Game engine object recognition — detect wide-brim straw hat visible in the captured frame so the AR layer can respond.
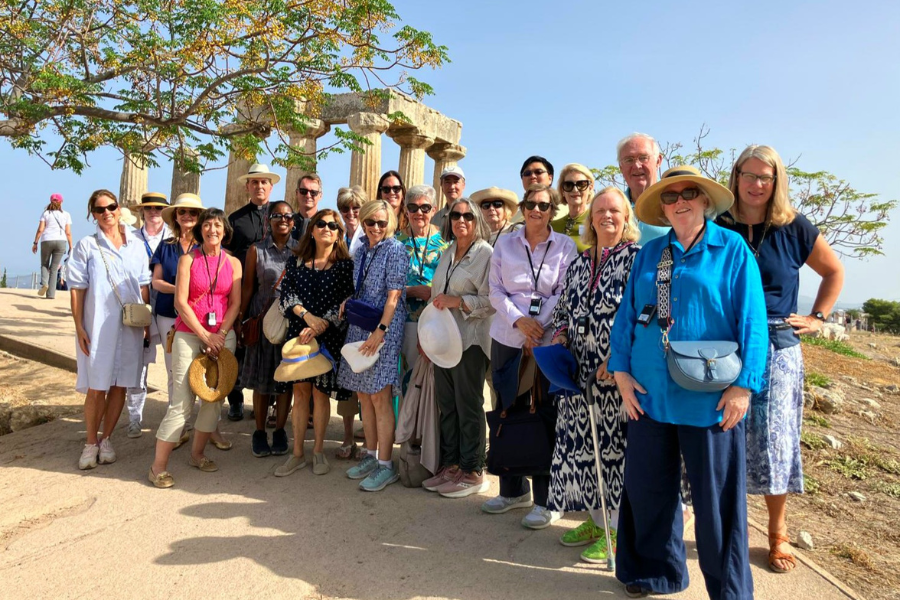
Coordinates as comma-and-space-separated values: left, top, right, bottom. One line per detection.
417, 303, 463, 368
470, 187, 519, 215
634, 165, 734, 227
161, 193, 205, 227
274, 338, 334, 382
119, 207, 138, 226
188, 347, 238, 402
237, 163, 281, 185
139, 192, 169, 209
341, 340, 384, 373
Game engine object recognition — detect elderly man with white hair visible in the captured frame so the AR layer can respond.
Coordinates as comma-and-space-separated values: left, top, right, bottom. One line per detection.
617, 133, 670, 243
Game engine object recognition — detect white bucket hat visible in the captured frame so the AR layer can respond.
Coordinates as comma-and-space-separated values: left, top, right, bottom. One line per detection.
120, 206, 138, 226
418, 303, 463, 368
341, 341, 384, 373
238, 163, 281, 185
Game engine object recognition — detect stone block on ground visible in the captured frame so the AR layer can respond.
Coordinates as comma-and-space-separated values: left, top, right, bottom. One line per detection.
797, 530, 815, 550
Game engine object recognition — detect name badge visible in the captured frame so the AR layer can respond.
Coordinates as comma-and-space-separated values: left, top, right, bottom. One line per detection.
529, 297, 543, 316
207, 311, 217, 327
576, 315, 588, 335
637, 304, 657, 327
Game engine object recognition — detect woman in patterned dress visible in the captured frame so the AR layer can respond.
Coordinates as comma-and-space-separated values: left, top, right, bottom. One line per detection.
337, 200, 408, 492
548, 187, 641, 563
717, 145, 844, 573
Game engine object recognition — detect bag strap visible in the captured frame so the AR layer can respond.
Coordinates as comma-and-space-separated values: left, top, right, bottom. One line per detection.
258, 268, 287, 316
353, 245, 380, 299
94, 235, 127, 309
656, 244, 675, 350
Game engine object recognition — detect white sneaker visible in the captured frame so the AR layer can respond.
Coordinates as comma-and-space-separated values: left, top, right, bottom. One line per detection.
98, 438, 117, 464
521, 505, 562, 530
79, 444, 99, 470
126, 422, 142, 438
480, 493, 533, 514
37, 285, 48, 297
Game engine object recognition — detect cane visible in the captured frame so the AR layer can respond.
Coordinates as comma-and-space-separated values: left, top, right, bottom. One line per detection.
585, 377, 615, 571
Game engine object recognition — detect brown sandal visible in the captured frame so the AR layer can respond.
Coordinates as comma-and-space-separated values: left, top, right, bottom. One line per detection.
768, 533, 797, 573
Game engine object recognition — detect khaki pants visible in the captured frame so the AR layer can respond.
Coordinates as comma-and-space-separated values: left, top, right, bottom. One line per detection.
336, 393, 359, 418
155, 330, 236, 443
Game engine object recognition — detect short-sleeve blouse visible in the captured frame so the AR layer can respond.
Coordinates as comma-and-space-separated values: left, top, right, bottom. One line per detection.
150, 239, 197, 318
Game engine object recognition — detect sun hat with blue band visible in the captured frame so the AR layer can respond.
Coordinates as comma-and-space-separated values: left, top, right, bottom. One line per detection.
274, 338, 334, 382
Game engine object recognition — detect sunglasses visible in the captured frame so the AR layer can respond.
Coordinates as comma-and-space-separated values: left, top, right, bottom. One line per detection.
522, 168, 547, 178
339, 205, 360, 214
523, 200, 551, 212
364, 219, 389, 229
91, 203, 118, 214
562, 180, 591, 192
142, 206, 163, 212
480, 200, 505, 210
297, 188, 320, 197
177, 208, 201, 216
407, 203, 432, 214
269, 213, 294, 221
314, 220, 340, 231
380, 185, 403, 195
660, 188, 703, 205
449, 211, 475, 222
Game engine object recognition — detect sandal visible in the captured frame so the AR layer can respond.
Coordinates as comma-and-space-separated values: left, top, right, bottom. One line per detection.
335, 442, 359, 460
768, 533, 797, 573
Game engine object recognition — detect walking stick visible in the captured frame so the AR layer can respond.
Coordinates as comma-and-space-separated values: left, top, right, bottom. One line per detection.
585, 377, 615, 571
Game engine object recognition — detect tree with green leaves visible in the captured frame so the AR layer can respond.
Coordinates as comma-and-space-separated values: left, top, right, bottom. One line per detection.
0, 0, 448, 173
594, 126, 896, 258
0, 268, 6, 288
861, 299, 900, 332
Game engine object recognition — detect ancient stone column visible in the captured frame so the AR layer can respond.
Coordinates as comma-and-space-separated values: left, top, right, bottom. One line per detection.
283, 119, 330, 206
348, 112, 390, 200
427, 143, 467, 209
224, 152, 253, 215
388, 128, 434, 190
119, 152, 148, 209
170, 147, 201, 199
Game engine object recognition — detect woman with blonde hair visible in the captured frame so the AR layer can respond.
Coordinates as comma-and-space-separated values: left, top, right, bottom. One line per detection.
552, 163, 595, 252
718, 145, 844, 574
337, 185, 368, 256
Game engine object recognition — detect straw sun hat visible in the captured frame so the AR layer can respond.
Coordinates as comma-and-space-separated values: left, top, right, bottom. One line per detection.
161, 193, 205, 227
189, 347, 239, 402
274, 338, 334, 382
634, 165, 734, 227
470, 187, 519, 215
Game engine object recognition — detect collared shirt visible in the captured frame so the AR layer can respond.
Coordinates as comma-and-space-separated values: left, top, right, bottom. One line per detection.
608, 220, 768, 427
625, 187, 669, 244
489, 227, 577, 348
226, 202, 269, 265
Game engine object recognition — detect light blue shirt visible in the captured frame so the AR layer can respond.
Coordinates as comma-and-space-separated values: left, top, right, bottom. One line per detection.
608, 220, 768, 427
626, 187, 669, 244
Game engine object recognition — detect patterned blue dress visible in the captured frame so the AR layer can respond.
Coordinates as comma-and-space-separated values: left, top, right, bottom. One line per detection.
337, 236, 408, 395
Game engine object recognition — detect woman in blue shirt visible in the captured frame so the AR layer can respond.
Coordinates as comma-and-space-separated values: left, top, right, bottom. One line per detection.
609, 166, 767, 600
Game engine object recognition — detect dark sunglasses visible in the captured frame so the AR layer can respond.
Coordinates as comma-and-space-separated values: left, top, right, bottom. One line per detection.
364, 219, 389, 228
523, 200, 551, 212
379, 185, 403, 195
177, 208, 200, 216
91, 203, 118, 214
297, 188, 320, 197
562, 180, 591, 192
449, 211, 475, 222
406, 203, 432, 214
660, 188, 702, 205
339, 205, 360, 213
314, 220, 340, 231
522, 168, 546, 178
269, 213, 294, 221
480, 200, 505, 210
142, 206, 163, 212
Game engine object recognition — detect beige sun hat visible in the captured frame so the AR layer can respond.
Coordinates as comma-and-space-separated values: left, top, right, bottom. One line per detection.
634, 165, 734, 227
237, 163, 281, 185
470, 187, 519, 214
161, 193, 205, 227
417, 303, 463, 368
139, 192, 169, 209
188, 347, 238, 402
119, 207, 138, 226
274, 338, 334, 382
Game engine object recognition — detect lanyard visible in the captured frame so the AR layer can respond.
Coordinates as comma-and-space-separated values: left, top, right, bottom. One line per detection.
138, 227, 154, 259
489, 222, 509, 248
443, 241, 474, 294
524, 240, 552, 296
201, 247, 223, 301
409, 229, 432, 279
670, 220, 706, 257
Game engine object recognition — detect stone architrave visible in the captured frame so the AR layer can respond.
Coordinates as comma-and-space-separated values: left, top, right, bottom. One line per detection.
348, 112, 390, 200
388, 129, 434, 190
283, 119, 330, 206
119, 152, 148, 209
427, 142, 467, 209
224, 153, 254, 215
170, 147, 201, 199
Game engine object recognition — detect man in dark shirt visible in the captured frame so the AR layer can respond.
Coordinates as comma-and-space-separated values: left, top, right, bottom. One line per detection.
290, 172, 323, 241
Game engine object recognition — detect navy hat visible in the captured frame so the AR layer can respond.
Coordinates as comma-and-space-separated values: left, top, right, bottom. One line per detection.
532, 345, 580, 394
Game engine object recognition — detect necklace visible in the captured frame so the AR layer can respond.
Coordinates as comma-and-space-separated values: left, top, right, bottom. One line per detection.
746, 221, 771, 259
564, 216, 576, 234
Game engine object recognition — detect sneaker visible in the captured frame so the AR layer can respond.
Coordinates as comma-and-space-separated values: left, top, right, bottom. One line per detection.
438, 470, 490, 498
580, 529, 617, 564
251, 430, 271, 458
271, 428, 289, 455
346, 453, 378, 480
78, 444, 99, 470
227, 395, 244, 421
359, 463, 400, 492
126, 422, 142, 439
37, 285, 48, 297
98, 438, 117, 464
481, 493, 533, 514
422, 465, 457, 492
521, 505, 562, 530
560, 516, 604, 547
624, 584, 649, 598
274, 454, 307, 477
312, 452, 330, 475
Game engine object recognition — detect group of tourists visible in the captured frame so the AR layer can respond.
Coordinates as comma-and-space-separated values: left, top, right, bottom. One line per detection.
55, 132, 845, 600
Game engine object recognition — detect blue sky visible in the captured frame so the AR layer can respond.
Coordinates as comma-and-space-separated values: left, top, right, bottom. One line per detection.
4, 0, 899, 305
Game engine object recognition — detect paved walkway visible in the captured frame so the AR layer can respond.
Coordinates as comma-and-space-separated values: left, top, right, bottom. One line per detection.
0, 289, 860, 599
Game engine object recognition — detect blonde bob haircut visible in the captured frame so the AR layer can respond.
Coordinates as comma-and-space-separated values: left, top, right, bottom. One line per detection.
522, 184, 562, 219
727, 145, 795, 227
336, 185, 368, 211
556, 163, 595, 197
581, 187, 641, 248
358, 199, 397, 238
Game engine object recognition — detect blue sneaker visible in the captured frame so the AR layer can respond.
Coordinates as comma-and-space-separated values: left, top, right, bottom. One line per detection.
359, 463, 400, 492
346, 453, 377, 480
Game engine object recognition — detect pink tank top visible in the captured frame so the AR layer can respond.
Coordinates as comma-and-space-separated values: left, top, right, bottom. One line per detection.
175, 249, 234, 333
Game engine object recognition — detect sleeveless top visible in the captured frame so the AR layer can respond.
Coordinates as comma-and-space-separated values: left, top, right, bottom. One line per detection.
175, 248, 234, 333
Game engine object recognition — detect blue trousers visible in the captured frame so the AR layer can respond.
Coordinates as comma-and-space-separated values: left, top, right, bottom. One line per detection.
616, 416, 753, 600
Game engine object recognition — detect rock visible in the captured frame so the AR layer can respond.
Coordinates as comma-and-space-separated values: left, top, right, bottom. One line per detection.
797, 531, 815, 550
820, 323, 848, 341
882, 384, 900, 395
811, 386, 844, 414
848, 491, 866, 502
8, 405, 56, 432
891, 357, 900, 367
841, 375, 857, 384
822, 435, 844, 450
803, 391, 815, 409
857, 410, 878, 422
868, 342, 878, 349
0, 402, 11, 435
861, 398, 882, 410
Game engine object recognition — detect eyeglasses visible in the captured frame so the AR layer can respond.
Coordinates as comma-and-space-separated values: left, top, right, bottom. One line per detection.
406, 203, 432, 214
142, 206, 163, 212
620, 154, 653, 167
297, 188, 320, 197
523, 200, 551, 212
269, 213, 294, 221
177, 208, 200, 217
364, 219, 389, 229
660, 188, 703, 205
379, 185, 403, 195
449, 211, 476, 222
314, 220, 340, 231
480, 200, 505, 210
562, 180, 591, 192
91, 203, 118, 214
339, 205, 360, 214
522, 168, 546, 178
739, 171, 776, 185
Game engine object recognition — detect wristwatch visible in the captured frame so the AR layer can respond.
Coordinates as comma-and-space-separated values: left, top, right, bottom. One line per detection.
377, 323, 388, 332
812, 311, 826, 321
299, 308, 308, 319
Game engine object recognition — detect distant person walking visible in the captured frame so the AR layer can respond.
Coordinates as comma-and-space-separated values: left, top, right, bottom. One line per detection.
32, 193, 73, 299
